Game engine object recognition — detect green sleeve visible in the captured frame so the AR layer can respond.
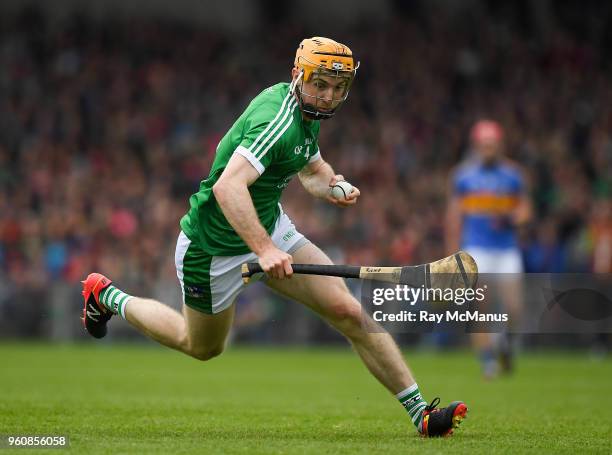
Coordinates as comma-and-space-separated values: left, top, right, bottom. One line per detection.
235, 99, 296, 174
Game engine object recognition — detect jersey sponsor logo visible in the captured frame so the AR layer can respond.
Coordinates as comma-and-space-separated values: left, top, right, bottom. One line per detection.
293, 145, 311, 160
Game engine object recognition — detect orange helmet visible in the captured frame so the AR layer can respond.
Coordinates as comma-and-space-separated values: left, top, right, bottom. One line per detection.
293, 37, 359, 120
295, 37, 357, 81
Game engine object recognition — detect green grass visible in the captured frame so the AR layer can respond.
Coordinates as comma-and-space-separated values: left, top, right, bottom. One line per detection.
0, 343, 611, 454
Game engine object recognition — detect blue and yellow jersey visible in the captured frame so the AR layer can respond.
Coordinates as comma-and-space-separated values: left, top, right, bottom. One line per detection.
452, 158, 524, 249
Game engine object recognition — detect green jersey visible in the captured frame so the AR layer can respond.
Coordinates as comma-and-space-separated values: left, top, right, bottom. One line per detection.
180, 82, 321, 256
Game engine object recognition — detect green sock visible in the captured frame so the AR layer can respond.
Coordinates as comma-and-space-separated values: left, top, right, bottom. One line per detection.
397, 383, 427, 432
99, 285, 132, 319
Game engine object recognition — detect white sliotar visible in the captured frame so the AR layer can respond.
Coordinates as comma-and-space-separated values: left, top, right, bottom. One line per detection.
330, 181, 353, 199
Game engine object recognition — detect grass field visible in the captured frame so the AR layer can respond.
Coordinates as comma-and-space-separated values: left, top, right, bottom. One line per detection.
1, 343, 611, 454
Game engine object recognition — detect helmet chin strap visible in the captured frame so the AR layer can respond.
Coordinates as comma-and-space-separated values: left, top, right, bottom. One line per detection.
301, 104, 336, 120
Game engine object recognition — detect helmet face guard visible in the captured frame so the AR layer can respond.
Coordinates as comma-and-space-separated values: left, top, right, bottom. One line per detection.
293, 37, 359, 120
293, 64, 359, 120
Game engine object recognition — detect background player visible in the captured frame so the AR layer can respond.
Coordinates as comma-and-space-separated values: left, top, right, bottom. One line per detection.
446, 120, 533, 379
81, 37, 468, 437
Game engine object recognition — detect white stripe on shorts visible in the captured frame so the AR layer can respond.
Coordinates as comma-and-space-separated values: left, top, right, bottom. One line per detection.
175, 231, 192, 304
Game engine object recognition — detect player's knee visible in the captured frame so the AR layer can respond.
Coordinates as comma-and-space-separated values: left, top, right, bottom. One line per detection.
330, 302, 360, 321
187, 343, 225, 361
328, 299, 362, 333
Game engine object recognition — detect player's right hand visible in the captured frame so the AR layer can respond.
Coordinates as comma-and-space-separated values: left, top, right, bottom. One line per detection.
258, 247, 293, 279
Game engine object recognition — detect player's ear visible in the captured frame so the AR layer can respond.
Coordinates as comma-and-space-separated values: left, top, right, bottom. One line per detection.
291, 67, 299, 80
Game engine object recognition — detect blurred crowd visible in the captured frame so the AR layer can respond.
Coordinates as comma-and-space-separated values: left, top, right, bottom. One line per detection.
0, 2, 611, 322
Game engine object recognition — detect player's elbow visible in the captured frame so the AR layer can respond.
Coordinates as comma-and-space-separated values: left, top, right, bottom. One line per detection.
213, 178, 248, 203
213, 180, 234, 207
212, 180, 226, 199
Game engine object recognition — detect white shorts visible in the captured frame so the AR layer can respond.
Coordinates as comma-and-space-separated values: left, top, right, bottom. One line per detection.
175, 209, 309, 314
464, 247, 523, 274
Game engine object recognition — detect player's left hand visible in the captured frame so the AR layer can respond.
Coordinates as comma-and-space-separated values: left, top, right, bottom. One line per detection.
326, 174, 360, 207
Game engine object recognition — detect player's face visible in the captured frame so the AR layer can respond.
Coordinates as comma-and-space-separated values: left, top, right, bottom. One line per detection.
293, 69, 351, 114
302, 75, 349, 111
475, 139, 502, 163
